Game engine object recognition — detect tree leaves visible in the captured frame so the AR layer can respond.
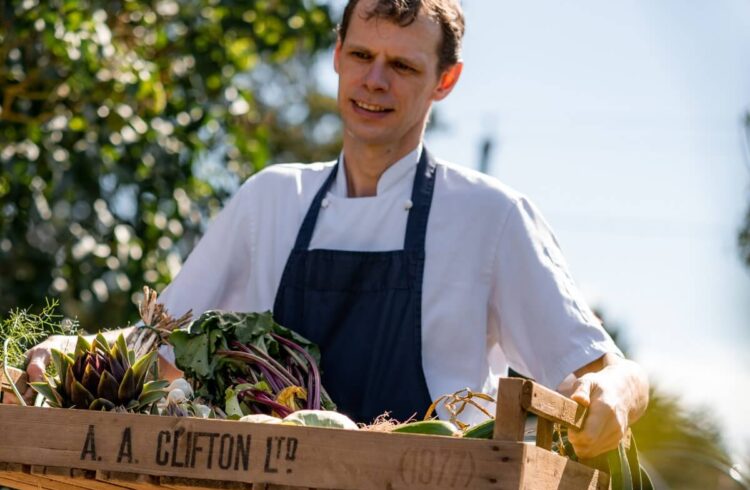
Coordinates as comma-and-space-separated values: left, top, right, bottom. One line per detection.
1, 0, 342, 328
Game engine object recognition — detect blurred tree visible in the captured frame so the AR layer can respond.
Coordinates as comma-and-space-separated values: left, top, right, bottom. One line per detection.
0, 0, 342, 328
594, 308, 746, 489
632, 390, 748, 489
739, 111, 750, 270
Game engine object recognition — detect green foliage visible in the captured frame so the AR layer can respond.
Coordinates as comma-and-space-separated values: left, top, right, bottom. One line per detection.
596, 308, 742, 488
0, 298, 79, 368
0, 0, 341, 328
630, 388, 743, 489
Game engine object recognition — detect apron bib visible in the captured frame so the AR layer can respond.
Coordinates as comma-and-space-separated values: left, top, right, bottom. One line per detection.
273, 149, 437, 424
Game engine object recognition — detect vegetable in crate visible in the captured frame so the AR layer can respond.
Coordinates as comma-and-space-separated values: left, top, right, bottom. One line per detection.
129, 286, 193, 359
2, 299, 80, 403
462, 418, 495, 439
169, 311, 335, 418
283, 409, 358, 430
30, 333, 168, 412
1, 299, 78, 370
391, 420, 459, 436
161, 378, 218, 419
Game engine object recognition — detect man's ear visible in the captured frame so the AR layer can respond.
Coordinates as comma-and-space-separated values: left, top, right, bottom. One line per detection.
432, 61, 463, 101
333, 38, 343, 74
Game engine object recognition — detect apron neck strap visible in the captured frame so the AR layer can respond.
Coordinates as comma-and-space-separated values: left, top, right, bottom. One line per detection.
293, 160, 339, 251
404, 148, 436, 251
293, 148, 437, 252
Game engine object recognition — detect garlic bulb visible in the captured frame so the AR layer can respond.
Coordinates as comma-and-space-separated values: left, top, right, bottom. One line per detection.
167, 388, 187, 404
167, 378, 193, 398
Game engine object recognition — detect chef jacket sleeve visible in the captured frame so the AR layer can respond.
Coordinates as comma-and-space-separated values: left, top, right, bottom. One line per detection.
489, 196, 621, 390
157, 178, 256, 320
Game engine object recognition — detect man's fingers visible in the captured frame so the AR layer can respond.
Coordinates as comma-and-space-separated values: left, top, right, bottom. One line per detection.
22, 385, 36, 404
569, 424, 621, 459
568, 377, 628, 458
25, 351, 50, 383
567, 377, 606, 458
569, 377, 593, 407
569, 403, 605, 455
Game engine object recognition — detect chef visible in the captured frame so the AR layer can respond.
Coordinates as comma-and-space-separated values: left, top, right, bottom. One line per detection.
21, 0, 648, 459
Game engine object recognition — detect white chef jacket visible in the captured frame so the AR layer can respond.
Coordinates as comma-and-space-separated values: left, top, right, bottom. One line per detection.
159, 145, 620, 422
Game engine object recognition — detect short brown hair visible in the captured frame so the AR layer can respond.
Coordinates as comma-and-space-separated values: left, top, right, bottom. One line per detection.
337, 0, 465, 75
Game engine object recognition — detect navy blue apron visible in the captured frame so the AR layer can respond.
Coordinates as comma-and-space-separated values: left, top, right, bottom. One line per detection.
273, 149, 436, 424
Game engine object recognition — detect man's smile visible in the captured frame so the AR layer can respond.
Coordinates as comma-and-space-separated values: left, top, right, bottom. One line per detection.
352, 99, 394, 113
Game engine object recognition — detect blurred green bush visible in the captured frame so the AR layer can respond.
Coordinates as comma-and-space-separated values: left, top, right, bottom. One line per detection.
0, 0, 342, 327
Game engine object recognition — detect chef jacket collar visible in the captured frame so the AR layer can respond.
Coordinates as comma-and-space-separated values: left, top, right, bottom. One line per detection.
332, 144, 423, 197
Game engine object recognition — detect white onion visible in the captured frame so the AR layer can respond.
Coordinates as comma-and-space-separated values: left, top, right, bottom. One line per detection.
167, 388, 186, 404
167, 378, 193, 398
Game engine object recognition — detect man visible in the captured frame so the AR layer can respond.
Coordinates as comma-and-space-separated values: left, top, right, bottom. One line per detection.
20, 0, 648, 458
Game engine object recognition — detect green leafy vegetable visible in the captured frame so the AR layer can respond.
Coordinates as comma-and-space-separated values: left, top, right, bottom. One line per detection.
169, 310, 335, 418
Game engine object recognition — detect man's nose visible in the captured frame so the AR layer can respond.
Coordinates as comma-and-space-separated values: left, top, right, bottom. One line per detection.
363, 61, 389, 91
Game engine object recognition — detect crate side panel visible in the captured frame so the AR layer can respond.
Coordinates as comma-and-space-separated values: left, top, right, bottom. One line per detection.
521, 446, 608, 490
0, 405, 523, 490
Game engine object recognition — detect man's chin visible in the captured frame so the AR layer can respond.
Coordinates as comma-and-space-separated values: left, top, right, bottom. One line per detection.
344, 130, 395, 148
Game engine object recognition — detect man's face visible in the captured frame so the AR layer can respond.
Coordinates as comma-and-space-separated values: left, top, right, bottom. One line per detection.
334, 0, 461, 155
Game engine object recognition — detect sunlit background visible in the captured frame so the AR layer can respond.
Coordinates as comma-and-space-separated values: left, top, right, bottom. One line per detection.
421, 0, 750, 465
326, 0, 750, 471
2, 0, 749, 487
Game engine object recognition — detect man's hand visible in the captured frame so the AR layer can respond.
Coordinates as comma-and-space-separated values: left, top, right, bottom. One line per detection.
9, 335, 75, 405
559, 353, 649, 459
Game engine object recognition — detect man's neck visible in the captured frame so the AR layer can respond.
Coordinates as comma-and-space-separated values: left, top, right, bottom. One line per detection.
342, 141, 418, 198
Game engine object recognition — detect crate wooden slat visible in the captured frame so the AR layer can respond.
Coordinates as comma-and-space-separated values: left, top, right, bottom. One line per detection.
31, 466, 109, 490
0, 378, 608, 490
520, 381, 587, 429
0, 463, 40, 490
0, 463, 300, 490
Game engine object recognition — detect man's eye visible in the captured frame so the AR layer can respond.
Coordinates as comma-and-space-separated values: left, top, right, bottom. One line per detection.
394, 62, 415, 72
351, 51, 370, 60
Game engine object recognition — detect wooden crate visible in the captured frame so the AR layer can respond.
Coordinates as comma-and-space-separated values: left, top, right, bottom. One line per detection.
0, 366, 27, 405
0, 378, 608, 490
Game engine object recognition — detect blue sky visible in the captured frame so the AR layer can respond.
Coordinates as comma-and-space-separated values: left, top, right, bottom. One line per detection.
323, 0, 750, 458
